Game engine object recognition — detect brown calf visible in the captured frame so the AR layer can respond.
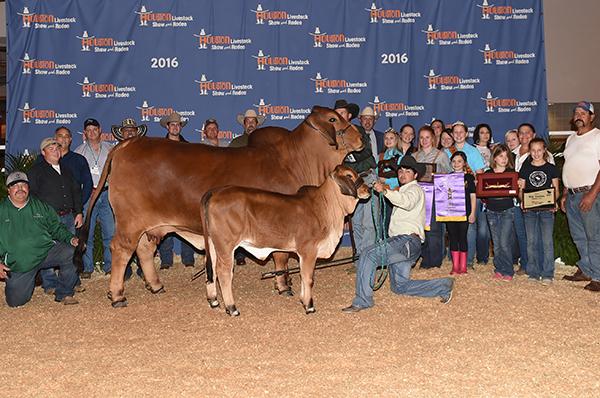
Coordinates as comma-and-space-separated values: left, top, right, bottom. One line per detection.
202, 165, 370, 316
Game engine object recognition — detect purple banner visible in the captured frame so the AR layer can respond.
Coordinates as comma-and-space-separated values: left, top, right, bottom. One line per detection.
419, 182, 434, 231
434, 173, 466, 222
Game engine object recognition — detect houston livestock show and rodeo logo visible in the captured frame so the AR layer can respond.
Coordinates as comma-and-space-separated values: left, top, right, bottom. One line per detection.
195, 74, 253, 97
18, 6, 76, 29
310, 73, 367, 95
251, 4, 308, 26
194, 29, 252, 51
309, 27, 366, 49
365, 2, 421, 24
76, 31, 135, 53
136, 101, 196, 124
252, 50, 309, 72
477, 0, 534, 20
135, 5, 193, 27
254, 98, 311, 122
480, 43, 536, 65
18, 102, 78, 125
424, 69, 480, 91
422, 24, 478, 46
481, 91, 538, 113
369, 96, 425, 118
77, 77, 136, 99
20, 52, 76, 76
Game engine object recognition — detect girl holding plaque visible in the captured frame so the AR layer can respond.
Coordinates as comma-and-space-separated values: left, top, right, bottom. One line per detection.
447, 152, 476, 275
485, 145, 517, 281
518, 138, 559, 284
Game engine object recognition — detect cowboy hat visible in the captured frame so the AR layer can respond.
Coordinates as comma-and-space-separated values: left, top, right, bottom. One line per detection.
111, 118, 148, 141
333, 99, 360, 120
159, 112, 188, 128
236, 109, 266, 126
399, 155, 426, 178
359, 106, 379, 120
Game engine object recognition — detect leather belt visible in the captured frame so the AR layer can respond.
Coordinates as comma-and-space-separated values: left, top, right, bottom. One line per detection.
568, 186, 591, 195
57, 209, 73, 216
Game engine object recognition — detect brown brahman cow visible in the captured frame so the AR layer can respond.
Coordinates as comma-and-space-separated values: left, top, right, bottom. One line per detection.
78, 106, 364, 307
202, 165, 370, 316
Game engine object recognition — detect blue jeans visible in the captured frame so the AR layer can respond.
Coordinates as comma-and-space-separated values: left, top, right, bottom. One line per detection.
487, 207, 515, 277
159, 236, 196, 266
83, 190, 114, 273
351, 235, 453, 308
524, 211, 555, 279
566, 192, 600, 281
476, 200, 490, 263
40, 213, 75, 291
351, 196, 378, 256
5, 242, 78, 307
513, 206, 528, 270
421, 200, 444, 268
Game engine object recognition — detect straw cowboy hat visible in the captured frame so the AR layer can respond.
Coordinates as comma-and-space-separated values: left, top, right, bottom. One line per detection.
236, 109, 266, 126
359, 106, 379, 120
159, 112, 188, 128
111, 118, 148, 141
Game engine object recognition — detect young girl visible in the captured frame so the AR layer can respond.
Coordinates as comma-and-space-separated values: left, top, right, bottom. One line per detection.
378, 128, 401, 190
518, 138, 559, 284
485, 144, 517, 281
379, 128, 399, 161
447, 151, 476, 274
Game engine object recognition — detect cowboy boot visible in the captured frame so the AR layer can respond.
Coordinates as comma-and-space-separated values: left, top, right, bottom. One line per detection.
450, 251, 460, 275
459, 251, 468, 274
563, 267, 592, 282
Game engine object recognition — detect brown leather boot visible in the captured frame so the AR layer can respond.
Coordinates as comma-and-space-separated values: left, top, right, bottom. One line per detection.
584, 281, 600, 292
563, 267, 592, 282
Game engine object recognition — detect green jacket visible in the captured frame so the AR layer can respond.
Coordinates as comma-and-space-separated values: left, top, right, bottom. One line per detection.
228, 133, 249, 148
0, 196, 74, 273
343, 124, 376, 173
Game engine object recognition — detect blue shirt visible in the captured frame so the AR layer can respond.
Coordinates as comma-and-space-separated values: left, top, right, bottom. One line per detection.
61, 151, 94, 204
444, 143, 485, 173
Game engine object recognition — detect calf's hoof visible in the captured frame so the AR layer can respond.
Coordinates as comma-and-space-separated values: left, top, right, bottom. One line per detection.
207, 298, 220, 308
225, 305, 240, 317
304, 306, 316, 314
111, 297, 128, 308
277, 287, 294, 297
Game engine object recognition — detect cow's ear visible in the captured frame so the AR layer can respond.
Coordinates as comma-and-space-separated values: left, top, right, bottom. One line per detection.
333, 173, 357, 197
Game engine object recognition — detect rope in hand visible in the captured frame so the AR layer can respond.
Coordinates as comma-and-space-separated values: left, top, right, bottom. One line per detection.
370, 189, 388, 291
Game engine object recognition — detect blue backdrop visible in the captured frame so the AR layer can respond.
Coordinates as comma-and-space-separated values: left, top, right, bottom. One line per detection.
7, 0, 547, 153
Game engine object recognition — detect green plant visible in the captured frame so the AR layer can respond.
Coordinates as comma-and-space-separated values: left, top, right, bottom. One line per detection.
549, 140, 579, 266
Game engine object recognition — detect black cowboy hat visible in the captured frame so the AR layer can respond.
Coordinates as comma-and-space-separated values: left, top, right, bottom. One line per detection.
398, 155, 426, 178
333, 99, 360, 120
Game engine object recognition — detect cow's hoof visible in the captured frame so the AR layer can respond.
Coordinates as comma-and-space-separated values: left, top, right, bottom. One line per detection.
207, 298, 220, 308
305, 306, 316, 315
277, 287, 294, 297
111, 298, 128, 308
225, 305, 240, 317
146, 284, 165, 294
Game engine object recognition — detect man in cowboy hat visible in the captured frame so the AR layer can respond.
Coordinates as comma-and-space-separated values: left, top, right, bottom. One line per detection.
334, 99, 377, 257
359, 106, 384, 161
111, 118, 148, 141
157, 112, 197, 269
343, 155, 454, 313
229, 109, 265, 148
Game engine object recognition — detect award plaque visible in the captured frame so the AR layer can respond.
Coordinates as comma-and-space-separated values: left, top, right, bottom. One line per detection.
476, 172, 519, 198
523, 188, 555, 210
418, 163, 437, 183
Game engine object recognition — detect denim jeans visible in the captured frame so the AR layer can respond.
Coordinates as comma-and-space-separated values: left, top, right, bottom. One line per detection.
487, 207, 515, 277
351, 234, 453, 308
512, 206, 528, 270
40, 213, 75, 291
421, 200, 444, 268
524, 211, 555, 279
566, 192, 600, 281
476, 200, 491, 263
351, 196, 378, 256
5, 242, 78, 307
158, 235, 196, 265
83, 190, 114, 273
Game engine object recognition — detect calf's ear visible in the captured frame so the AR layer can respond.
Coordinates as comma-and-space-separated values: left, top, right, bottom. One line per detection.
333, 174, 357, 197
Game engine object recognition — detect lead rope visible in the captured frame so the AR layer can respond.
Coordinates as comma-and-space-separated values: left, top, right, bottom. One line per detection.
370, 191, 388, 291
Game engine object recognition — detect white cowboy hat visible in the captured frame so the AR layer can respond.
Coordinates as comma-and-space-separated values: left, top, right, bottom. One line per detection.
236, 109, 265, 126
160, 112, 188, 128
359, 106, 379, 120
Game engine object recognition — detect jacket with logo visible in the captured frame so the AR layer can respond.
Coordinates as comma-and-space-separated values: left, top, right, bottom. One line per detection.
0, 196, 73, 273
343, 125, 376, 173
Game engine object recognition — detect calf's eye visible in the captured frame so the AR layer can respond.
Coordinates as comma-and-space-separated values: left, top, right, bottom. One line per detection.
329, 118, 336, 122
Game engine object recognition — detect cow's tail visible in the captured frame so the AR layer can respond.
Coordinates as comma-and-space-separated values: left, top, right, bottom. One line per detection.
73, 141, 124, 273
201, 190, 214, 283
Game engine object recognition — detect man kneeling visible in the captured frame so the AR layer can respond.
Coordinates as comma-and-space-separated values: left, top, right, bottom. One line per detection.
0, 172, 80, 307
343, 156, 454, 313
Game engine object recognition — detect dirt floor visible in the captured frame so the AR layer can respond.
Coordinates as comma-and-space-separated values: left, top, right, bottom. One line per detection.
1, 248, 599, 397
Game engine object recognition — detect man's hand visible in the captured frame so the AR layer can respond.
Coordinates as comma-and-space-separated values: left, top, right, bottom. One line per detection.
0, 263, 11, 279
74, 213, 83, 228
579, 191, 597, 212
70, 237, 79, 247
373, 181, 385, 193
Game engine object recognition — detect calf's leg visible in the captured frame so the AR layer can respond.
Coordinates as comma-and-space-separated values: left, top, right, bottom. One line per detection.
272, 252, 293, 296
298, 252, 317, 314
206, 240, 220, 308
216, 256, 239, 316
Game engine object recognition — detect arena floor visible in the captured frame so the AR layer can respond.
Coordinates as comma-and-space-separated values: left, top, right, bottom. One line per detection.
1, 248, 599, 397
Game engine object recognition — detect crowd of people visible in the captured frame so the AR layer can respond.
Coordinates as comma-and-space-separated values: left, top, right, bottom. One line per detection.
0, 99, 598, 311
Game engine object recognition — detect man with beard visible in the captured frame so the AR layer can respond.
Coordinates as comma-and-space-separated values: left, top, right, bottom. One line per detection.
560, 101, 600, 291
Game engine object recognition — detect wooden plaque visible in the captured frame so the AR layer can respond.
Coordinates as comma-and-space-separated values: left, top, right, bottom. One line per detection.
418, 163, 437, 183
523, 188, 555, 210
476, 172, 519, 198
